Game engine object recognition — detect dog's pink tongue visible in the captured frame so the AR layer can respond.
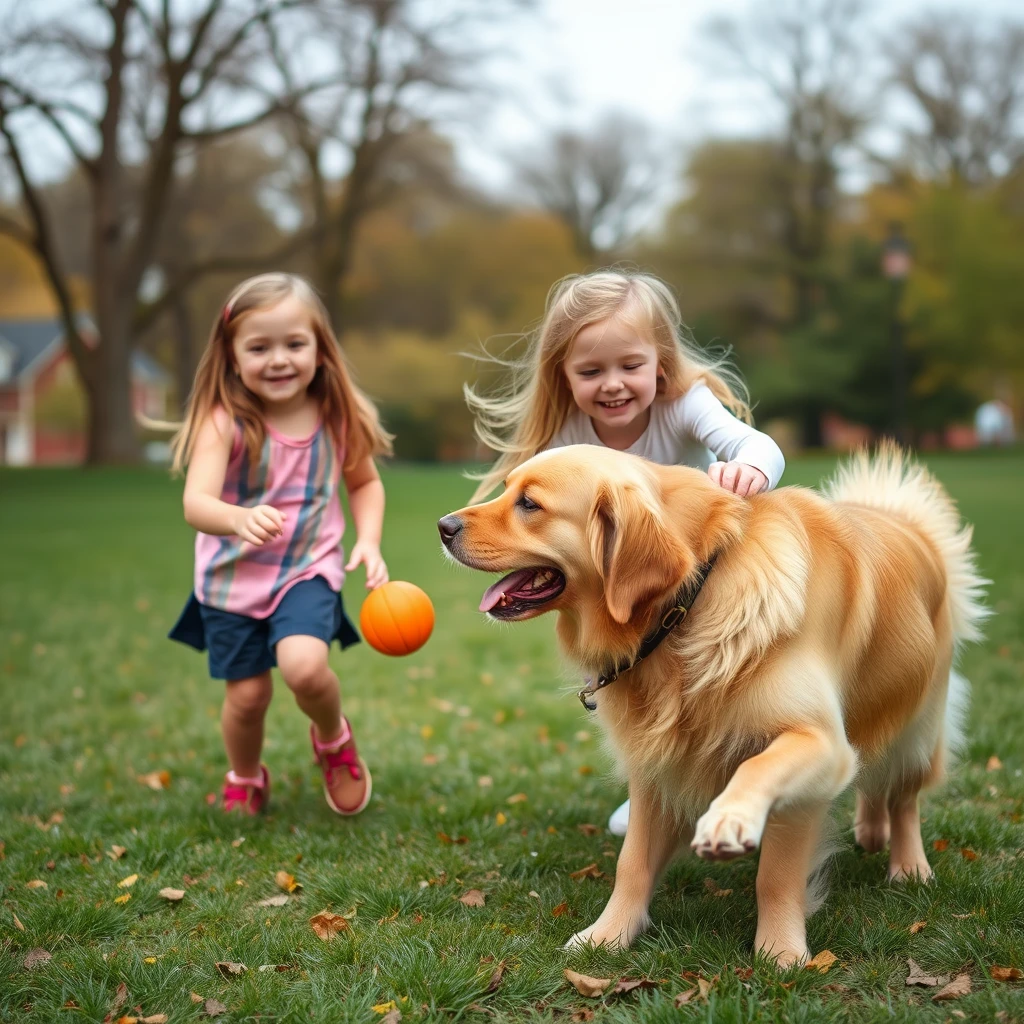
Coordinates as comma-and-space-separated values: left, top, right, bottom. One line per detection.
479, 569, 534, 612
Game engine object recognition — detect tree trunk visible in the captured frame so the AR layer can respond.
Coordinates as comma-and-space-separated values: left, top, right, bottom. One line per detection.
172, 293, 197, 412
86, 308, 138, 464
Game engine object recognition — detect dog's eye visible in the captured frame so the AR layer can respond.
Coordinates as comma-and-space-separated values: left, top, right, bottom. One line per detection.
517, 494, 541, 512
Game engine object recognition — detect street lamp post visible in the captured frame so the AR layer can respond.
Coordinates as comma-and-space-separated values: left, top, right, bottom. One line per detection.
882, 222, 912, 445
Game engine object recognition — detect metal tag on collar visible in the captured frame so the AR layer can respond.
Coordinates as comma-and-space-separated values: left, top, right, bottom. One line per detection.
661, 603, 687, 630
578, 678, 599, 711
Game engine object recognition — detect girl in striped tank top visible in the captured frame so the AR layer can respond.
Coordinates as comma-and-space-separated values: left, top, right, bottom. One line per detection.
169, 273, 392, 818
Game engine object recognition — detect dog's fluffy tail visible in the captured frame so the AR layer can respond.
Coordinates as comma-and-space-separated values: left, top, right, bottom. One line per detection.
824, 441, 989, 650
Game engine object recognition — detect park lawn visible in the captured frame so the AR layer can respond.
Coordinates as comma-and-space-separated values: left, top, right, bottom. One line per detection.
0, 452, 1022, 1024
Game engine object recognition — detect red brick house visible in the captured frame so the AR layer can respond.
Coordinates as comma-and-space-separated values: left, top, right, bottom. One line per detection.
0, 317, 170, 465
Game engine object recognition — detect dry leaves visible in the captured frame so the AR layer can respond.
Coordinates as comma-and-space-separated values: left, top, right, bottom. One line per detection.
372, 1001, 398, 1013
25, 879, 47, 890
933, 839, 949, 852
486, 959, 506, 992
437, 832, 469, 845
805, 950, 838, 973
309, 910, 349, 941
674, 976, 717, 1005
960, 848, 978, 861
107, 845, 127, 861
12, 912, 24, 931
203, 997, 227, 1017
215, 961, 247, 976
158, 888, 184, 902
114, 893, 131, 904
506, 793, 528, 804
380, 1010, 401, 1024
569, 863, 603, 881
909, 920, 927, 934
932, 974, 972, 1001
23, 948, 51, 970
577, 823, 601, 836
495, 812, 507, 826
703, 877, 733, 897
612, 978, 660, 995
551, 901, 570, 917
459, 889, 486, 908
564, 969, 611, 998
118, 873, 139, 889
274, 870, 301, 893
990, 966, 1023, 982
905, 958, 950, 988
258, 894, 290, 907
137, 770, 171, 790
987, 755, 1003, 771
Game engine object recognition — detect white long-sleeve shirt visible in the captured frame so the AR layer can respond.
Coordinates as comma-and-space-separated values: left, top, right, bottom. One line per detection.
546, 383, 785, 489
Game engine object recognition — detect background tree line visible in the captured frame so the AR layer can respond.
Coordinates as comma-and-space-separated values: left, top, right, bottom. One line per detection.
1, 0, 1022, 462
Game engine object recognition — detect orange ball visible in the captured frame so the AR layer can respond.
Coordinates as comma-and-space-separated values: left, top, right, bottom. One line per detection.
359, 581, 435, 656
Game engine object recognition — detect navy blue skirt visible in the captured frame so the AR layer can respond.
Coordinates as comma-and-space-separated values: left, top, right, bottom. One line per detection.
169, 575, 360, 680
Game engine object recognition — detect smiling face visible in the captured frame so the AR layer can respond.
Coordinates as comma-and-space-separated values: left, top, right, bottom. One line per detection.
231, 295, 320, 412
563, 316, 661, 449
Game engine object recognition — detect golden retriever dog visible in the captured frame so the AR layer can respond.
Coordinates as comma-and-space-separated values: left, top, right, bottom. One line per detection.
438, 443, 986, 966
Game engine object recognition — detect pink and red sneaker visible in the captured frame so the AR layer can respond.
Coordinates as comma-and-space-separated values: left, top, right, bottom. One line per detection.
222, 765, 270, 815
310, 717, 372, 816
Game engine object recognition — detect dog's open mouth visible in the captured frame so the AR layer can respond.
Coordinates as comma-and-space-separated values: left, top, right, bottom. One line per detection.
479, 567, 566, 619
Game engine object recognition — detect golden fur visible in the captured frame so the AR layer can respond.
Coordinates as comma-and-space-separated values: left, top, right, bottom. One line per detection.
439, 442, 987, 965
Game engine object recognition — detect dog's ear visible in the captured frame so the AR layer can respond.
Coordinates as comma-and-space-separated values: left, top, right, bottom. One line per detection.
587, 483, 692, 625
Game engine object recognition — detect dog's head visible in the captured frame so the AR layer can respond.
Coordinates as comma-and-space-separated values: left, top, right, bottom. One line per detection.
439, 446, 742, 639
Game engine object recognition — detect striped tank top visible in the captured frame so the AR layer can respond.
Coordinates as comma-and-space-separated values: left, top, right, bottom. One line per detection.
194, 419, 345, 618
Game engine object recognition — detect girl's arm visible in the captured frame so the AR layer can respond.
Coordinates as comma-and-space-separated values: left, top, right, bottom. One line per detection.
342, 455, 389, 589
182, 412, 284, 545
677, 384, 786, 495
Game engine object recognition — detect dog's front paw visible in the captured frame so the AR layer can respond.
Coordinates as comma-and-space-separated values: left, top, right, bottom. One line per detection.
692, 801, 764, 861
564, 912, 647, 951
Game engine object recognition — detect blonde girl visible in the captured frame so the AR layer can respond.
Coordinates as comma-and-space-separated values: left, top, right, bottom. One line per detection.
168, 273, 392, 818
466, 269, 785, 833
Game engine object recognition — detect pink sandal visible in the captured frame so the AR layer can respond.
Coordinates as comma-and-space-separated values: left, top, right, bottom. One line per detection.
222, 765, 270, 815
310, 717, 372, 816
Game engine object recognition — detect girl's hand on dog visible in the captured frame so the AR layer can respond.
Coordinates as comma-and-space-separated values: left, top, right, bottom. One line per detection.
708, 462, 768, 497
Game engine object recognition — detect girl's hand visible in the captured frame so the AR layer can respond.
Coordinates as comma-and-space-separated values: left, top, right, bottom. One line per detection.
234, 504, 286, 545
346, 539, 389, 589
708, 462, 768, 498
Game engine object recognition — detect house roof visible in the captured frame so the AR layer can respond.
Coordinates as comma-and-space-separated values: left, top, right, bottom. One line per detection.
0, 317, 171, 385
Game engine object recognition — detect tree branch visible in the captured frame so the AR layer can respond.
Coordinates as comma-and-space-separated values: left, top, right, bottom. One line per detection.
0, 79, 98, 177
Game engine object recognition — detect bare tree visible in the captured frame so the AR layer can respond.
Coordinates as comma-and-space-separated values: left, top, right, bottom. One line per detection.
515, 114, 656, 260
263, 0, 516, 331
703, 0, 870, 326
886, 13, 1024, 186
0, 1, 329, 463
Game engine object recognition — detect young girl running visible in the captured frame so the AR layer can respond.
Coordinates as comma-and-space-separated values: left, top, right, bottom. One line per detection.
168, 273, 392, 818
466, 269, 785, 835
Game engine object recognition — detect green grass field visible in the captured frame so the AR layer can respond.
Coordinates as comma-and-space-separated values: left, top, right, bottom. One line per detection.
1, 453, 1022, 1023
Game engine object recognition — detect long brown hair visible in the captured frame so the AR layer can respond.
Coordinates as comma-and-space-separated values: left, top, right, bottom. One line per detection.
170, 273, 393, 473
465, 269, 752, 501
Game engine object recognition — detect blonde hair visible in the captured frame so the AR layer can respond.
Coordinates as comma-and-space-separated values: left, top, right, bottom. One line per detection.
465, 269, 752, 501
170, 273, 393, 473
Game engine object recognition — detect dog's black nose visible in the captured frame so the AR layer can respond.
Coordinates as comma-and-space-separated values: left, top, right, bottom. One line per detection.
438, 514, 463, 547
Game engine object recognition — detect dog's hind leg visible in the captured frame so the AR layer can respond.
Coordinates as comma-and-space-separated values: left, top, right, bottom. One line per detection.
854, 790, 890, 853
755, 804, 829, 967
566, 782, 689, 951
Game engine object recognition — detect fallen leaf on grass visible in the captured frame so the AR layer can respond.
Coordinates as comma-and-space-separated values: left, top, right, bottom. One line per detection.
734, 967, 753, 981
274, 870, 301, 893
990, 966, 1023, 982
422, 754, 438, 766
486, 960, 506, 992
25, 880, 47, 890
111, 982, 128, 1012
569, 863, 603, 881
910, 920, 927, 934
495, 812, 507, 825
107, 845, 127, 861
437, 832, 469, 845
506, 793, 528, 804
190, 993, 203, 1003
612, 978, 660, 995
139, 1014, 169, 1023
905, 958, 950, 987
137, 770, 171, 790
12, 912, 24, 931
952, 912, 976, 919
373, 1001, 397, 1013
309, 910, 348, 941
932, 974, 972, 1001
987, 755, 1003, 771
805, 950, 838, 973
258, 894, 289, 907
932, 839, 949, 852
114, 893, 131, 904
380, 1011, 401, 1024
564, 969, 611, 997
459, 889, 486, 907
215, 961, 247, 976
158, 888, 184, 901
478, 775, 493, 788
551, 901, 570, 917
570, 1010, 594, 1022
23, 948, 51, 970
960, 848, 978, 861
203, 997, 227, 1017
35, 811, 63, 831
674, 978, 717, 1006
257, 964, 292, 972
118, 873, 139, 889
703, 877, 733, 897
577, 824, 601, 836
